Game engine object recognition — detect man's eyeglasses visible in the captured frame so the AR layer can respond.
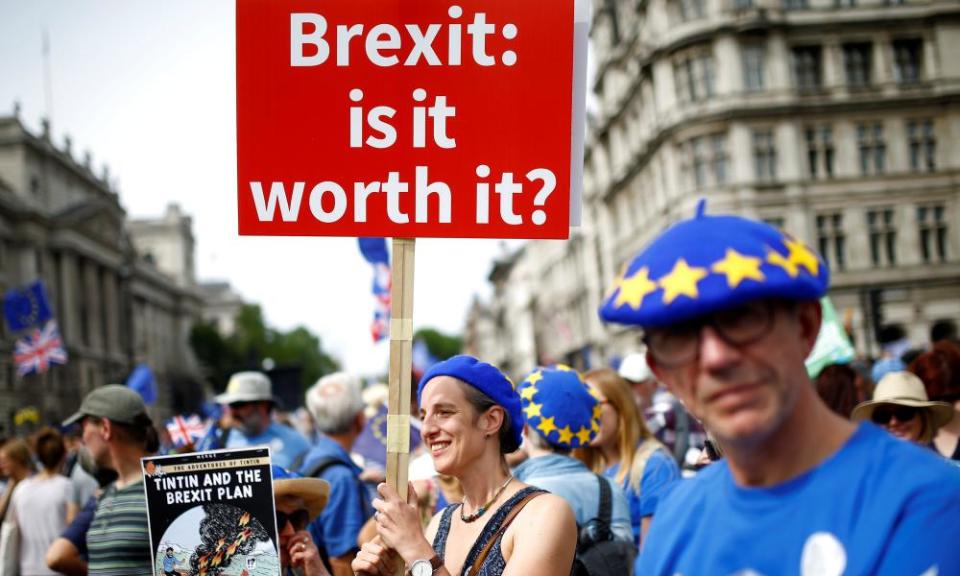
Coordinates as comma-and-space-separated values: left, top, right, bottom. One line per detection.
276, 509, 310, 531
871, 405, 918, 425
643, 300, 779, 368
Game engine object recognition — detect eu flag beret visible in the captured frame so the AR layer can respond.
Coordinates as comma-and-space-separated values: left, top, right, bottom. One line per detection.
517, 366, 600, 449
418, 355, 523, 451
600, 201, 829, 328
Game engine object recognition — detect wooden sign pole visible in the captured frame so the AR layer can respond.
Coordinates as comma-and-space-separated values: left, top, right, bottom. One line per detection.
385, 237, 415, 505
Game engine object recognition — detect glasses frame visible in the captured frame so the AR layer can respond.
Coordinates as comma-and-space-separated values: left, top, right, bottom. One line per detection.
643, 300, 782, 369
275, 508, 310, 532
870, 405, 919, 425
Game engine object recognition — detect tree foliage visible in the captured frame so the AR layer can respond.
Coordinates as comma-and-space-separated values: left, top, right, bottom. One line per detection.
414, 327, 462, 360
189, 304, 339, 393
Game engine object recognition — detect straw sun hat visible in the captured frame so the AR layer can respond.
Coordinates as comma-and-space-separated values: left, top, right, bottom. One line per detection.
851, 371, 954, 428
272, 466, 329, 521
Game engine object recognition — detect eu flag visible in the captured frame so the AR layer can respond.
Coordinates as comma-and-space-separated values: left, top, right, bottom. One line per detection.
3, 281, 53, 332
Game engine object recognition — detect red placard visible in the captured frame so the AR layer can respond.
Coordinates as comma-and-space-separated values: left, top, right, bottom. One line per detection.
237, 0, 574, 239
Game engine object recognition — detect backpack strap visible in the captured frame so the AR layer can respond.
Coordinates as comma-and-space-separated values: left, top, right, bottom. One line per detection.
466, 491, 543, 576
595, 474, 613, 541
301, 456, 348, 479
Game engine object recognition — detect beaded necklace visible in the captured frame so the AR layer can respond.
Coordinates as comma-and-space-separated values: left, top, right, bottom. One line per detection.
460, 475, 513, 523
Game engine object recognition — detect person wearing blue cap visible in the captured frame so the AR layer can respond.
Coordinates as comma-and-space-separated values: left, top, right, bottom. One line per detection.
352, 355, 577, 576
513, 366, 636, 573
599, 201, 960, 575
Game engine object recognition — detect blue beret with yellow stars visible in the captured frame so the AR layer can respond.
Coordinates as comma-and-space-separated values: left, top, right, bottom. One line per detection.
517, 366, 601, 449
599, 200, 829, 328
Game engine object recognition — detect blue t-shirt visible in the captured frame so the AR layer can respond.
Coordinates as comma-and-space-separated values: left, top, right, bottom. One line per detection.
162, 555, 177, 571
225, 422, 310, 470
605, 445, 680, 546
638, 423, 960, 575
298, 436, 374, 558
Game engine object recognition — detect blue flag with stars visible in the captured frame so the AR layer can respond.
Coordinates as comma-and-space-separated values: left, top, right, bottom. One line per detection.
4, 281, 53, 332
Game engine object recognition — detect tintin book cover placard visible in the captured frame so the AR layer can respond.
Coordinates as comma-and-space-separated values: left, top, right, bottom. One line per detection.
142, 447, 280, 576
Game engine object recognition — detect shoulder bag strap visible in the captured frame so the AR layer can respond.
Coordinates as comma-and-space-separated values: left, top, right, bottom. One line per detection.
466, 491, 543, 576
595, 474, 613, 540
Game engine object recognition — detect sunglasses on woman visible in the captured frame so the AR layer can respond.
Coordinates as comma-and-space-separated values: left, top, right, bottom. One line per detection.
871, 406, 918, 425
276, 508, 310, 531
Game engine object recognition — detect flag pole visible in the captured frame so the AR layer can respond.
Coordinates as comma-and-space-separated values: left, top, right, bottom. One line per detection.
385, 238, 415, 525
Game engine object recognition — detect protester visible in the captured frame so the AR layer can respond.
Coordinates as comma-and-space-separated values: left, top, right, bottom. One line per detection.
45, 447, 118, 576
580, 367, 679, 548
6, 427, 76, 576
814, 363, 861, 418
618, 353, 705, 466
0, 438, 34, 523
352, 355, 577, 576
62, 384, 159, 576
910, 341, 960, 461
216, 371, 310, 470
298, 372, 373, 576
514, 366, 636, 573
852, 371, 953, 446
599, 202, 960, 574
272, 465, 331, 576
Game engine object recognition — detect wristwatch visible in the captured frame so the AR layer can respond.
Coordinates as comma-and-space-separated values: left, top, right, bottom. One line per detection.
408, 554, 442, 576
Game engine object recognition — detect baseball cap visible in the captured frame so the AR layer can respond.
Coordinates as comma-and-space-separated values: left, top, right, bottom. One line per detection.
63, 384, 149, 427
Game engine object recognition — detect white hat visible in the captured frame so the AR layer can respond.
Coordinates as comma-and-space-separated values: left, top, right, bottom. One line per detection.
215, 372, 278, 405
619, 353, 653, 383
851, 371, 954, 428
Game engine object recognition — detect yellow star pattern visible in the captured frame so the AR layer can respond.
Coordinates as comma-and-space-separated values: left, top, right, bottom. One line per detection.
555, 364, 573, 372
519, 384, 539, 401
557, 426, 574, 445
658, 259, 708, 304
587, 386, 602, 401
591, 420, 599, 433
604, 263, 629, 300
614, 267, 657, 310
592, 403, 602, 420
575, 426, 592, 445
523, 402, 543, 419
524, 370, 544, 387
767, 248, 799, 278
711, 249, 765, 289
784, 238, 820, 276
537, 416, 558, 438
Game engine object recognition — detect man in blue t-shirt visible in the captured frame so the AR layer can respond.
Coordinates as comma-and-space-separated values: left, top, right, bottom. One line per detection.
598, 202, 960, 575
216, 371, 310, 470
298, 372, 373, 576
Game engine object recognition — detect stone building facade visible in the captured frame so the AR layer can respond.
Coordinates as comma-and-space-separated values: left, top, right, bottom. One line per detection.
465, 0, 960, 378
0, 113, 204, 433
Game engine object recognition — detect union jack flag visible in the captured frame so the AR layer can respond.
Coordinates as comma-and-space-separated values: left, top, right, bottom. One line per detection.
165, 414, 210, 449
13, 320, 67, 377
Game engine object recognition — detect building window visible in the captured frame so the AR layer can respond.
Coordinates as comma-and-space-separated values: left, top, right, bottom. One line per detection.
835, 0, 856, 6
674, 50, 716, 103
907, 119, 935, 172
805, 126, 835, 179
843, 43, 873, 87
763, 217, 785, 230
816, 213, 846, 270
752, 130, 777, 182
867, 208, 897, 267
686, 133, 728, 188
679, 0, 706, 21
857, 122, 886, 175
918, 204, 948, 262
784, 0, 808, 9
734, 0, 754, 8
792, 46, 822, 90
742, 44, 766, 92
893, 39, 922, 84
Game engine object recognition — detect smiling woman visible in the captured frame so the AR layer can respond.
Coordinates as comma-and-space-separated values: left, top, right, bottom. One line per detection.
352, 355, 577, 576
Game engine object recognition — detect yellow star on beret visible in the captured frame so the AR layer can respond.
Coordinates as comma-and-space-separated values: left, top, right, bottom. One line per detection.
767, 248, 799, 278
525, 370, 544, 387
537, 416, 558, 437
520, 384, 538, 401
711, 248, 765, 288
614, 267, 657, 310
785, 238, 820, 276
557, 426, 574, 445
659, 259, 708, 304
523, 402, 543, 419
575, 426, 592, 445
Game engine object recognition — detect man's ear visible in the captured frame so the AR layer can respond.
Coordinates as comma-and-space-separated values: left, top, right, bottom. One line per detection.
100, 418, 113, 441
797, 299, 823, 357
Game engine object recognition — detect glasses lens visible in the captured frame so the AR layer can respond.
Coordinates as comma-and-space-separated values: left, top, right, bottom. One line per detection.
713, 301, 774, 345
872, 406, 918, 424
276, 509, 309, 531
276, 510, 289, 529
646, 322, 700, 367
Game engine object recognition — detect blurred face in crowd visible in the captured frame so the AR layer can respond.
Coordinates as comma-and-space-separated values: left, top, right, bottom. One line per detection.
80, 416, 111, 467
420, 376, 498, 476
228, 401, 271, 436
275, 495, 310, 571
587, 386, 619, 449
871, 405, 924, 443
647, 299, 821, 447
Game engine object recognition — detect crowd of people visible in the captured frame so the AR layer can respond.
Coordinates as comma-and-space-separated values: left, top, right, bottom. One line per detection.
1, 204, 959, 575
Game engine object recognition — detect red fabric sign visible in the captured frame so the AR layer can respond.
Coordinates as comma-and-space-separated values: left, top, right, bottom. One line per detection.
237, 0, 574, 239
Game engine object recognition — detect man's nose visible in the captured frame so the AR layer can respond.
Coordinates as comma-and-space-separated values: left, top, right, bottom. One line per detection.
698, 325, 742, 371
